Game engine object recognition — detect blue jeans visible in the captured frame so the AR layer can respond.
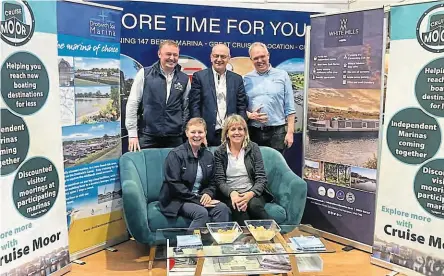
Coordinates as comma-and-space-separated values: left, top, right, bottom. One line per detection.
179, 202, 231, 229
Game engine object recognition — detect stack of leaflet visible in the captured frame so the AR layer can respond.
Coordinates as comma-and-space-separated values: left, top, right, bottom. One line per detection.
261, 255, 291, 271
176, 235, 203, 249
290, 236, 326, 252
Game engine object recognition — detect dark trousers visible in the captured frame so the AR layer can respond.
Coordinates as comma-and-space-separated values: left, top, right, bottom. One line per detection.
208, 129, 222, 147
249, 125, 286, 153
179, 202, 231, 230
139, 133, 183, 149
223, 195, 270, 225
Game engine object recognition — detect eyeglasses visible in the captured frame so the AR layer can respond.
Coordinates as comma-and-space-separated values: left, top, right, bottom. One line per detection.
212, 54, 229, 60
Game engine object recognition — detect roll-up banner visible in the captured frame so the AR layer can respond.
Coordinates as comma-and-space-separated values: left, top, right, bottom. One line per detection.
1, 0, 71, 275
371, 1, 444, 275
302, 8, 386, 251
97, 0, 313, 177
56, 0, 128, 260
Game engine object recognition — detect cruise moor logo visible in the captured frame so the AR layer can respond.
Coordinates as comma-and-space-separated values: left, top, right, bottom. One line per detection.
1, 0, 35, 46
417, 3, 444, 53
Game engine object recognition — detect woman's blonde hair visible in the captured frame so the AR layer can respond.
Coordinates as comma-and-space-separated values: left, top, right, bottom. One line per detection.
221, 114, 250, 148
186, 117, 207, 132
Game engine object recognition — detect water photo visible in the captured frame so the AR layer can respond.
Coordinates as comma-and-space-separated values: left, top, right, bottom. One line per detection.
304, 159, 322, 181
306, 88, 381, 168
120, 54, 143, 98
277, 58, 305, 133
75, 86, 120, 124
62, 122, 121, 168
351, 166, 377, 193
74, 57, 119, 86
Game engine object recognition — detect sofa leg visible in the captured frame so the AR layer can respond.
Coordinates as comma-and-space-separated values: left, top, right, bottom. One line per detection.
148, 245, 156, 270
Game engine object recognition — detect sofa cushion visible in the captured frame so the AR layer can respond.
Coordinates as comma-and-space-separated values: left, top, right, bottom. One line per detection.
265, 203, 287, 224
147, 201, 191, 232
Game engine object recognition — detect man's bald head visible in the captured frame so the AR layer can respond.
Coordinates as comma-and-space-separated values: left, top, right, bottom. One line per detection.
210, 43, 231, 74
212, 43, 230, 56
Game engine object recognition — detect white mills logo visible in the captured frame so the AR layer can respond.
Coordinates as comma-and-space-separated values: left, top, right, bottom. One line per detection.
417, 3, 444, 53
1, 0, 35, 46
340, 18, 348, 31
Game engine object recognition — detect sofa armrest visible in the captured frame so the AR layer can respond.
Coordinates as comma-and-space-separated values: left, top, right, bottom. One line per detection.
121, 179, 152, 244
269, 170, 307, 225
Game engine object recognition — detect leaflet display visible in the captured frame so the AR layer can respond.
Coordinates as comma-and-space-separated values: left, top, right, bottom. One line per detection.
303, 8, 385, 248
0, 1, 70, 274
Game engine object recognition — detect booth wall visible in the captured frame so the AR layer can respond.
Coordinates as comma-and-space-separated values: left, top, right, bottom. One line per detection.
128, 0, 349, 12
105, 1, 314, 177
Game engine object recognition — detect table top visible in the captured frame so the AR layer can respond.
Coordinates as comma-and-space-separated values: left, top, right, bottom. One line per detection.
154, 224, 335, 260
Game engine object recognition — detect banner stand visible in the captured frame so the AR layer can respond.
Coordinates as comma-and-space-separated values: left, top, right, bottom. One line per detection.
57, 0, 129, 262
301, 7, 387, 254
370, 0, 444, 274
299, 24, 371, 252
70, 238, 128, 261
300, 24, 372, 253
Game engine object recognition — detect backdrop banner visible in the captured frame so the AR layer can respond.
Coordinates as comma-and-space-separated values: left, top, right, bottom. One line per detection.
56, 0, 128, 260
371, 1, 444, 275
0, 0, 70, 275
303, 8, 385, 248
99, 0, 313, 176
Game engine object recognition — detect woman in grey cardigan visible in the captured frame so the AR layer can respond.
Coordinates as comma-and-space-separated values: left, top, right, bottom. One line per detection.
213, 114, 274, 224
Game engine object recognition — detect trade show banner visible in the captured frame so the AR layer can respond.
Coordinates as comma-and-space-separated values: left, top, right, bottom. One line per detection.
100, 0, 312, 176
56, 0, 127, 260
0, 0, 70, 275
303, 8, 385, 248
371, 1, 444, 275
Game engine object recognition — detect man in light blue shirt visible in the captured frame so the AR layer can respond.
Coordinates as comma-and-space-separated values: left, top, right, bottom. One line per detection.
243, 42, 296, 153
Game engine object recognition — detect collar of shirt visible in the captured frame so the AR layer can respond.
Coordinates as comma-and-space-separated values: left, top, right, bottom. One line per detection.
226, 144, 244, 159
160, 65, 175, 79
255, 64, 273, 76
212, 67, 227, 84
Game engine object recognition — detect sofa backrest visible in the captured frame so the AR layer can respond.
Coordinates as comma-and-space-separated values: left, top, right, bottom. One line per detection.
120, 148, 171, 203
119, 146, 291, 204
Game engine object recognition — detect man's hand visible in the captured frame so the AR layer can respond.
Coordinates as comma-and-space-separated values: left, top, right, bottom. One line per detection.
230, 191, 242, 210
128, 137, 141, 152
200, 193, 212, 206
284, 132, 293, 148
247, 107, 268, 124
236, 191, 255, 211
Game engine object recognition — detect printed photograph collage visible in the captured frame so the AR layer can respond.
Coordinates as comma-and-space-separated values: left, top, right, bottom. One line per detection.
58, 56, 122, 169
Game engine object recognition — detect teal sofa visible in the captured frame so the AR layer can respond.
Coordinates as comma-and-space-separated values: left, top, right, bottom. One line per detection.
119, 146, 307, 245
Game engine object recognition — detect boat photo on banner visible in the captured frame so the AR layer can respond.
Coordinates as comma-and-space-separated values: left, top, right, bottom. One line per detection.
302, 8, 386, 250
371, 1, 444, 275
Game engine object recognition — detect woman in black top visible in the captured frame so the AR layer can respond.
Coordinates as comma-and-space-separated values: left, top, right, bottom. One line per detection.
213, 114, 273, 224
159, 118, 231, 229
